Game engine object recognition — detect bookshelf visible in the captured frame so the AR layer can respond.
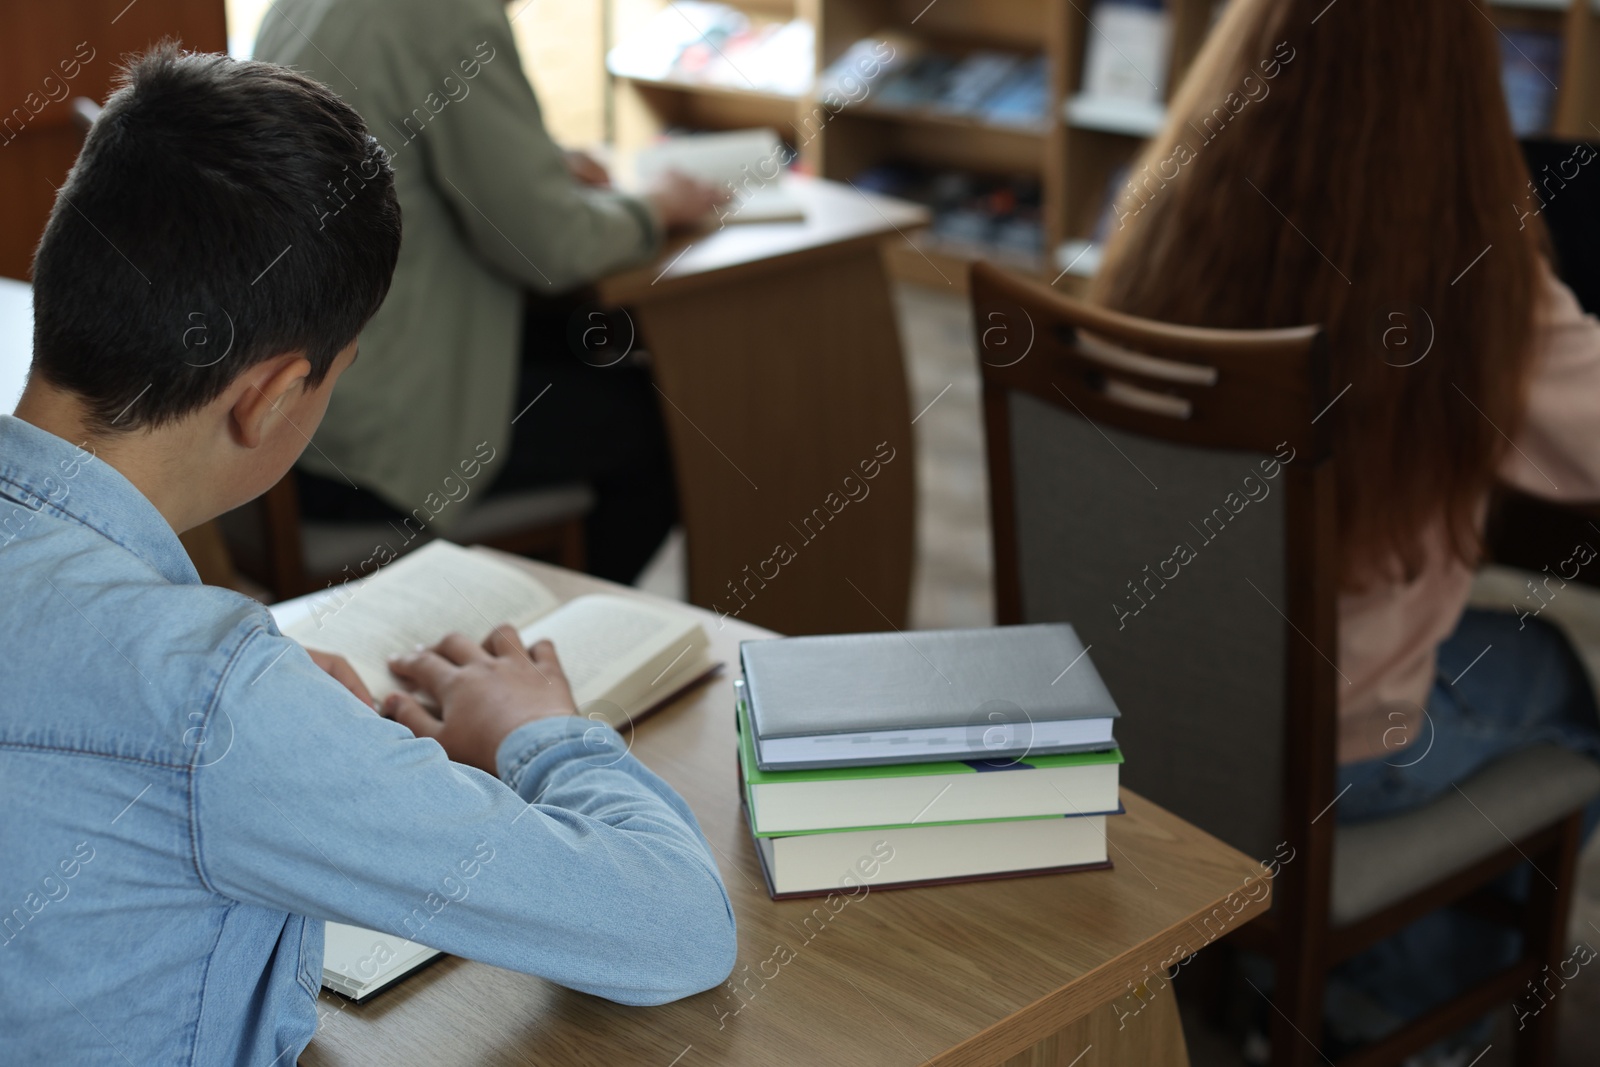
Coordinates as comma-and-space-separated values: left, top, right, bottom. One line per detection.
608, 0, 1600, 294
1489, 0, 1600, 140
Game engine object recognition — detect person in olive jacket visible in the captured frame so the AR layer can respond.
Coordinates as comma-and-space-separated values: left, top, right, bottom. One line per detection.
255, 0, 726, 581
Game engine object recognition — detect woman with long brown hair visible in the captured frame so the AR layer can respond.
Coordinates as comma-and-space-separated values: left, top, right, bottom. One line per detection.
1091, 0, 1600, 1060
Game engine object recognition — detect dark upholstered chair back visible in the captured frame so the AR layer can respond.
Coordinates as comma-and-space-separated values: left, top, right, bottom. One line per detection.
971, 261, 1334, 864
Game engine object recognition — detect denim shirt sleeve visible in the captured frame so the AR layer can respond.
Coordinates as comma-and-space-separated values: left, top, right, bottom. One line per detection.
191, 627, 736, 1006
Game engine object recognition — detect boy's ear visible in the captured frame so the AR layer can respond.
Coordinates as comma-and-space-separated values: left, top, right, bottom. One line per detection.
228, 352, 314, 449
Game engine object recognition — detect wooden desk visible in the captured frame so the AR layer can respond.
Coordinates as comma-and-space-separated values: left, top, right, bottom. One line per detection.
596, 176, 928, 636
301, 552, 1272, 1067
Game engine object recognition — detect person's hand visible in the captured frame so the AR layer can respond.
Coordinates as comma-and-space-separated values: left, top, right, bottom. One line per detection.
563, 148, 612, 188
382, 626, 578, 774
645, 169, 732, 231
306, 649, 377, 709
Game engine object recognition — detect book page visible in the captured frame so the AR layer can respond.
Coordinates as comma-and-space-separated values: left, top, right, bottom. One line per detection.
519, 594, 705, 711
634, 128, 784, 186
628, 128, 804, 223
282, 541, 560, 697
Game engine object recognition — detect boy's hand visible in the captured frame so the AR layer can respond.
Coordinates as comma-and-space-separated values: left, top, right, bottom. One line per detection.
382, 625, 579, 774
305, 649, 377, 709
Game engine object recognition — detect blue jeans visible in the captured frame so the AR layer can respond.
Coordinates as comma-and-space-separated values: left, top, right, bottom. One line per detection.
1326, 608, 1600, 1044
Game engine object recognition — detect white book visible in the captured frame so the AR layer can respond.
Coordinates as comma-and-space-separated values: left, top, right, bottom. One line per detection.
753, 717, 1117, 770
318, 924, 440, 1001
268, 541, 718, 999
631, 127, 805, 224
1079, 1, 1171, 105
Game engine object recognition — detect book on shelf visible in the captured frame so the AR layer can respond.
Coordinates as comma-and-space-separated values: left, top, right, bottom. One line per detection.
863, 48, 1049, 129
1079, 0, 1171, 106
854, 164, 1044, 268
606, 1, 813, 97
874, 52, 959, 109
983, 55, 1050, 129
745, 800, 1112, 899
1499, 28, 1562, 136
815, 34, 921, 102
736, 692, 1122, 834
933, 52, 1022, 115
739, 623, 1119, 771
272, 540, 717, 728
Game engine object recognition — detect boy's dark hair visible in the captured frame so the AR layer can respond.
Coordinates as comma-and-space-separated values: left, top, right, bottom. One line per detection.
30, 45, 401, 432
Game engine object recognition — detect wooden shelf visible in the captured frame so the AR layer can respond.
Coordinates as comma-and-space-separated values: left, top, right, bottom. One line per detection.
843, 101, 1049, 138
608, 0, 1600, 289
614, 73, 799, 107
1062, 94, 1165, 137
614, 73, 802, 137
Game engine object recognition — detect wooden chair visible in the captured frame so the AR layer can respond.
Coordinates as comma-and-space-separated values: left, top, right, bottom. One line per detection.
971, 260, 1600, 1067
219, 473, 592, 600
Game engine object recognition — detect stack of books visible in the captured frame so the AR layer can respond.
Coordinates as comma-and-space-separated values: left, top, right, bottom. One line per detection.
735, 624, 1124, 898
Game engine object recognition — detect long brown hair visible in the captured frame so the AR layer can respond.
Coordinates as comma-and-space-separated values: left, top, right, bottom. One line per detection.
1090, 0, 1546, 589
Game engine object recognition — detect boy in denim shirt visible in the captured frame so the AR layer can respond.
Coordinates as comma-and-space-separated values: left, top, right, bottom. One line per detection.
0, 47, 735, 1066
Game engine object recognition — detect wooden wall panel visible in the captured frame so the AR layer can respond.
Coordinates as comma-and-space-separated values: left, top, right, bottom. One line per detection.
0, 1, 227, 281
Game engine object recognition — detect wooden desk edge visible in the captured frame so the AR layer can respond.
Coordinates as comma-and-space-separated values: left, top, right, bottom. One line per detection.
929, 885, 1272, 1067
596, 220, 927, 306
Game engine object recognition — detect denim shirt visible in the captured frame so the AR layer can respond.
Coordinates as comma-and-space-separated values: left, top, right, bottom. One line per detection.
0, 415, 736, 1066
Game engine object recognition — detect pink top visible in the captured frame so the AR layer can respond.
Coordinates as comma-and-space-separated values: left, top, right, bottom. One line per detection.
1339, 263, 1600, 763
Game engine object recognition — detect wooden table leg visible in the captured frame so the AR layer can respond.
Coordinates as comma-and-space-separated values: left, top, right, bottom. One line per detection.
1000, 980, 1191, 1067
630, 244, 916, 635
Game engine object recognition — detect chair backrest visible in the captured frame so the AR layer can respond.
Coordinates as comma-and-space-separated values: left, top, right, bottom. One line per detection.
972, 261, 1337, 865
215, 475, 315, 599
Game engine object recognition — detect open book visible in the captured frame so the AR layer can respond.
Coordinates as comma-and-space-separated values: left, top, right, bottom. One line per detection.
275, 540, 717, 731
631, 127, 805, 224
269, 541, 718, 1000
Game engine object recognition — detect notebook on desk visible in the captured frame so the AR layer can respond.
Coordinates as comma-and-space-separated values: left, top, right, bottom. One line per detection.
319, 924, 441, 1001
267, 541, 720, 999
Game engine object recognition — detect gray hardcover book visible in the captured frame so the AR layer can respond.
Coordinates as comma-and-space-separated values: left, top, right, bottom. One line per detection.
739, 624, 1120, 769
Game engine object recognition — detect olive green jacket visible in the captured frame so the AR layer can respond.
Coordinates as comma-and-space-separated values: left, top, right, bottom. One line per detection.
255, 0, 658, 525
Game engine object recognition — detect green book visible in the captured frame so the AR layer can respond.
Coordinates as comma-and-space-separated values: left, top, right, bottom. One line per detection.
737, 699, 1122, 836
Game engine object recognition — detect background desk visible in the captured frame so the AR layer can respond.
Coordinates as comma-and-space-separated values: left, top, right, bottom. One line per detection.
597, 176, 927, 636
1, 277, 31, 414
301, 551, 1271, 1067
